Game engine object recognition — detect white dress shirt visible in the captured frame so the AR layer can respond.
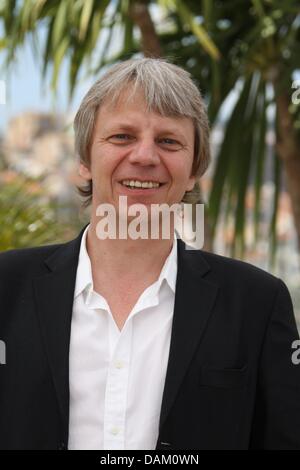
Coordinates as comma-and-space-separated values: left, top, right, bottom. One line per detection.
68, 225, 177, 450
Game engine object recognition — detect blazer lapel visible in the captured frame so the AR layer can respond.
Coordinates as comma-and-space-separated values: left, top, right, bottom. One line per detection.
158, 239, 219, 433
33, 226, 86, 437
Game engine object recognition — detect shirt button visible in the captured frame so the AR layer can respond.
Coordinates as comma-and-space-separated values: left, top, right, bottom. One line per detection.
115, 360, 124, 369
110, 427, 120, 435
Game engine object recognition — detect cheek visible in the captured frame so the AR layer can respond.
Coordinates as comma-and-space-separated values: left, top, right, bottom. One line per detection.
166, 158, 193, 183
90, 148, 123, 179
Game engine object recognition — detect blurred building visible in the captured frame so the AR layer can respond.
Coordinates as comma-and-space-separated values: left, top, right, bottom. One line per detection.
1, 111, 83, 204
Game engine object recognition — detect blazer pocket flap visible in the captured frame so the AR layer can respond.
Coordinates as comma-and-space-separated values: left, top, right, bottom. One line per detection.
199, 365, 248, 389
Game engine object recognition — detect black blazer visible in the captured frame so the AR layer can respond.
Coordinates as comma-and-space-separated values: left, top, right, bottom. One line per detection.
0, 226, 300, 450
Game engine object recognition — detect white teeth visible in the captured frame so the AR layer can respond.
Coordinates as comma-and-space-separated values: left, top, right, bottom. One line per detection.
121, 180, 161, 189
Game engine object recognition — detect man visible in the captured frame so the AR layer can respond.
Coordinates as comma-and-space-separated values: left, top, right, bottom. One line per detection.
0, 58, 300, 450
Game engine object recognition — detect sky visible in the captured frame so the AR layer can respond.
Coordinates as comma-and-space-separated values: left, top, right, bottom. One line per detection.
0, 26, 98, 133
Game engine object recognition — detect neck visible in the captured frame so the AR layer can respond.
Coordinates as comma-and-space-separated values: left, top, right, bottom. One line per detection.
86, 213, 175, 282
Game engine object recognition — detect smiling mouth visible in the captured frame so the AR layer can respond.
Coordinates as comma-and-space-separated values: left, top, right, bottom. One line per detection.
120, 179, 165, 189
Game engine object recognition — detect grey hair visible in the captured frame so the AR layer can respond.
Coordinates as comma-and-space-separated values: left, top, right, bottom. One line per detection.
74, 57, 210, 207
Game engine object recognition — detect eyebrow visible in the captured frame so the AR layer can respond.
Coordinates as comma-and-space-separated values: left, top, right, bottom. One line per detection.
104, 123, 187, 141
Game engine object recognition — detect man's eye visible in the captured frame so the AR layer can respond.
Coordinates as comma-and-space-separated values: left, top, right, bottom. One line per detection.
160, 138, 177, 145
111, 134, 131, 140
160, 138, 183, 149
109, 135, 181, 148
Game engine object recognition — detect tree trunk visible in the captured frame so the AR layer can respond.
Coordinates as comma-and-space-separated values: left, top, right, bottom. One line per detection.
275, 91, 300, 252
128, 0, 162, 57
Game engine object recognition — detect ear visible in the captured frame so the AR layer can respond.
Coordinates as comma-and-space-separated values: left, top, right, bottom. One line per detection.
79, 162, 92, 181
186, 174, 196, 192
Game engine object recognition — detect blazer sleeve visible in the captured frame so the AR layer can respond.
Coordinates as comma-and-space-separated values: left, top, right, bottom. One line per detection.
250, 278, 300, 449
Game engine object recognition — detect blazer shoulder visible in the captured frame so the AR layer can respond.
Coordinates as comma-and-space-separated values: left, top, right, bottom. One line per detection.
198, 249, 280, 288
0, 243, 63, 279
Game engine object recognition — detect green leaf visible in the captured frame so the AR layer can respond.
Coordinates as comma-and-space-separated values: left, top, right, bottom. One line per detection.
209, 76, 253, 238
253, 84, 267, 243
174, 0, 220, 60
51, 35, 69, 90
79, 0, 94, 41
52, 0, 68, 49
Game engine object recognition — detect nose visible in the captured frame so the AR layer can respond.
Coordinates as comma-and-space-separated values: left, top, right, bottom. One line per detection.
128, 138, 160, 166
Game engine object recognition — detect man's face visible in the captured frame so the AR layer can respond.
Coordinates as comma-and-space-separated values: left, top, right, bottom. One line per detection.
79, 89, 196, 211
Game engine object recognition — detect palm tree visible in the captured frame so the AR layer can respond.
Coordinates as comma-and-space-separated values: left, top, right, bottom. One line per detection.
0, 0, 218, 96
208, 0, 300, 260
158, 0, 300, 260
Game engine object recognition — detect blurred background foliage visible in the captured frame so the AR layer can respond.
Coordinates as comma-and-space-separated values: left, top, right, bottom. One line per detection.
0, 0, 299, 267
0, 170, 81, 250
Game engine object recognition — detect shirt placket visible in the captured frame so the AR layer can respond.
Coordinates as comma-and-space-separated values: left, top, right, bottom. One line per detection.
103, 316, 132, 450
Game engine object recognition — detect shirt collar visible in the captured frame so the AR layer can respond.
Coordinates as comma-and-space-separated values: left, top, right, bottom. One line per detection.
74, 224, 93, 298
156, 233, 177, 293
74, 224, 178, 299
